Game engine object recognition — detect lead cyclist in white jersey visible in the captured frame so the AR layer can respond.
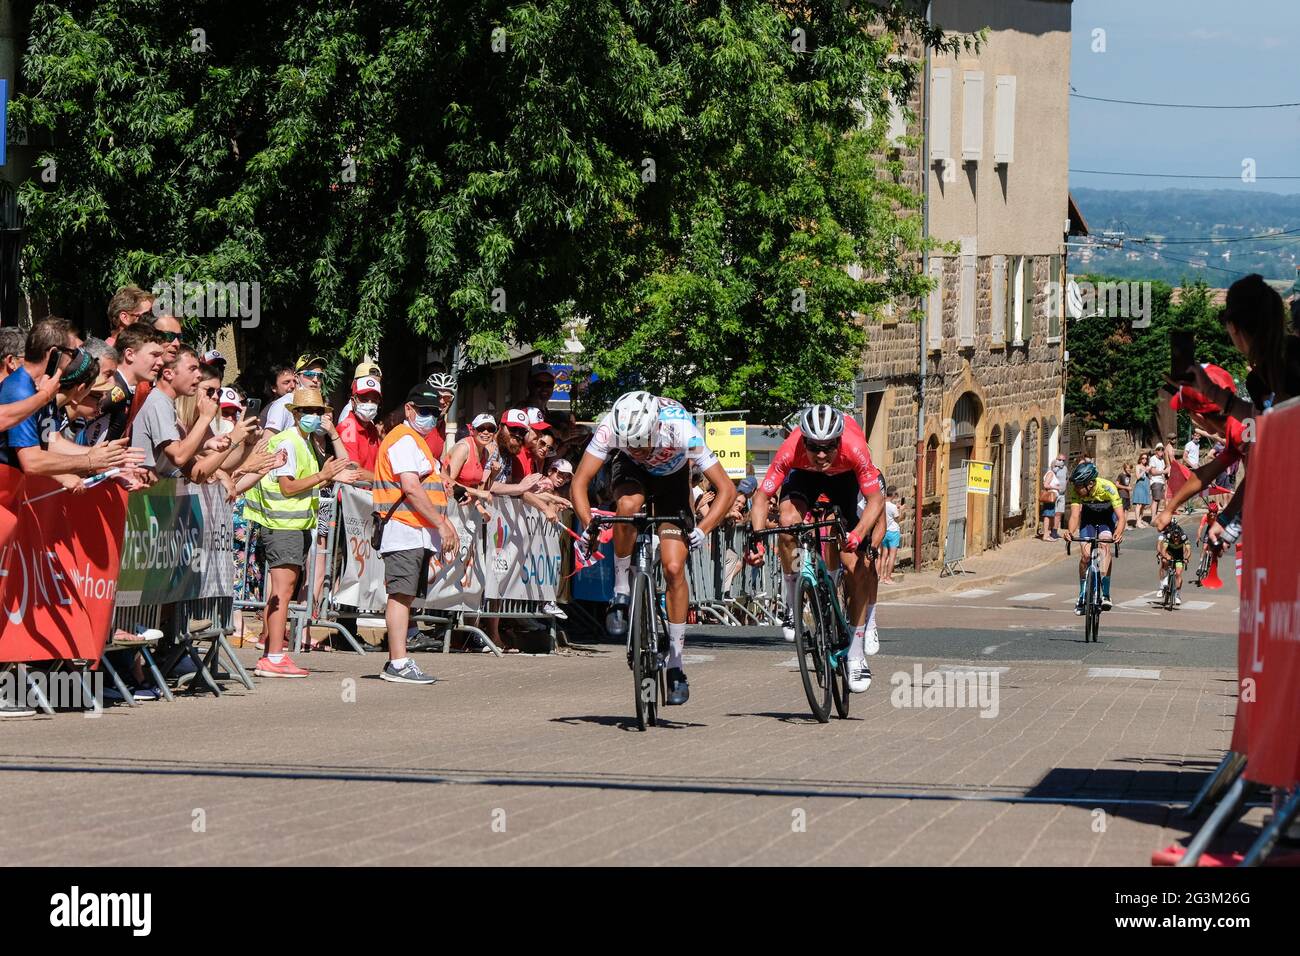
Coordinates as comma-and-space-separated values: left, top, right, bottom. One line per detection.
572, 391, 736, 706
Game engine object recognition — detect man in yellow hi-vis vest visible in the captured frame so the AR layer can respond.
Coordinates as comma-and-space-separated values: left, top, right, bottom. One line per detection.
244, 388, 357, 678
373, 383, 460, 684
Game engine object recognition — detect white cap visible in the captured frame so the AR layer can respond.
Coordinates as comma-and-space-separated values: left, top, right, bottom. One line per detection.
471, 413, 497, 429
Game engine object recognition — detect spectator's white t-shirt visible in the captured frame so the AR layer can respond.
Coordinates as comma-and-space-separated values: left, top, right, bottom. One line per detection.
263, 392, 294, 433
379, 434, 441, 554
1183, 440, 1201, 469
885, 500, 900, 534
1148, 455, 1167, 486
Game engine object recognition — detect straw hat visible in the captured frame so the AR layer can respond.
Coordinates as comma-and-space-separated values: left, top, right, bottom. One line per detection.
286, 388, 328, 412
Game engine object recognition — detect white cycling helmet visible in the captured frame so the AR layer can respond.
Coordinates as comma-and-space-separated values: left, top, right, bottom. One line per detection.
426, 372, 457, 393
798, 404, 844, 443
610, 390, 659, 447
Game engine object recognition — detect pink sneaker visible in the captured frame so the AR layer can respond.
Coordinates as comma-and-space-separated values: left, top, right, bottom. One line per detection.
254, 655, 309, 678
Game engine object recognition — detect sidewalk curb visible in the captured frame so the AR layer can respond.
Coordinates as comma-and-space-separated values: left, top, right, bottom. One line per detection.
877, 548, 1072, 603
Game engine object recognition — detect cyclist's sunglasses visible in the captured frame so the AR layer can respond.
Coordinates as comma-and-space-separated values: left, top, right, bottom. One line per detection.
805, 439, 840, 455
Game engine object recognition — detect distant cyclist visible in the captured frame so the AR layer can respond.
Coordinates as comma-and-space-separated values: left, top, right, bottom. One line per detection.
1063, 461, 1126, 614
571, 391, 736, 707
1156, 522, 1188, 606
747, 405, 885, 694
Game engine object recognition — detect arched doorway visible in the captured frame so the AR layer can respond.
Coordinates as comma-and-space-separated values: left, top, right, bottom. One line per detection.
987, 425, 1003, 549
1022, 418, 1040, 532
947, 392, 983, 553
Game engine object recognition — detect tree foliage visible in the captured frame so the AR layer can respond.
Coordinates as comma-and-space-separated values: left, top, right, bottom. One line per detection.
11, 1, 975, 418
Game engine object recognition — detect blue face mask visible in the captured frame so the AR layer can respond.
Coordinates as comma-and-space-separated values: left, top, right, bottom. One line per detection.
412, 413, 437, 435
299, 413, 322, 434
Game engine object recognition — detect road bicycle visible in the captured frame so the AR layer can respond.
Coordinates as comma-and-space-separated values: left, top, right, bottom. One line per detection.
1066, 535, 1112, 643
750, 510, 861, 723
588, 512, 694, 731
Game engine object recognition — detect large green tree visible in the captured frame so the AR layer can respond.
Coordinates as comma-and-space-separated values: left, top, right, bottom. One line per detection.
11, 1, 973, 417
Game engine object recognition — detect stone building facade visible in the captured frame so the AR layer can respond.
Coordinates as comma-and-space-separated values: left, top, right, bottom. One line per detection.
858, 0, 1075, 566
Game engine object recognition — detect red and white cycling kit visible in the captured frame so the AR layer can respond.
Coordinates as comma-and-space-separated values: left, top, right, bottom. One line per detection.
760, 416, 882, 499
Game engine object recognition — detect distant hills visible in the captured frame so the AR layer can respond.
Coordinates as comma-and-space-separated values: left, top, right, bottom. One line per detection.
1069, 187, 1300, 289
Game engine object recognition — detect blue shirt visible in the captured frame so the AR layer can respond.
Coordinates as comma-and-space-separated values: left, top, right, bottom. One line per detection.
0, 367, 51, 468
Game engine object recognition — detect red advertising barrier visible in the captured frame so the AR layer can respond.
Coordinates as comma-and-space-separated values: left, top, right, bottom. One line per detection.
0, 465, 129, 663
1235, 401, 1300, 788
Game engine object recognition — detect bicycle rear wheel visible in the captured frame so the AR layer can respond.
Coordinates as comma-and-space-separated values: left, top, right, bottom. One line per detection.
795, 578, 832, 723
629, 574, 658, 731
1083, 573, 1098, 642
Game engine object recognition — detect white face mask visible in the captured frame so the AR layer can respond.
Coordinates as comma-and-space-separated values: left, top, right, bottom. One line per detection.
354, 401, 378, 422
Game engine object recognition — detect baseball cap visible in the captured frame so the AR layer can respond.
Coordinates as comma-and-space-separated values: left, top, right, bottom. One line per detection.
219, 387, 243, 411
406, 384, 442, 408
737, 476, 757, 497
353, 361, 381, 379
471, 413, 497, 430
524, 406, 551, 430
201, 349, 227, 367
1171, 363, 1236, 415
295, 354, 327, 372
547, 457, 573, 475
501, 408, 530, 429
352, 375, 382, 396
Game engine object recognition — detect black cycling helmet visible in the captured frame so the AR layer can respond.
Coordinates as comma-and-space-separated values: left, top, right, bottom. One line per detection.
1070, 461, 1098, 486
1168, 522, 1186, 542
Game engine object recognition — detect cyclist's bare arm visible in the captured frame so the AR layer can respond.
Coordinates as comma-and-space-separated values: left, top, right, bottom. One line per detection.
696, 461, 735, 536
1113, 505, 1126, 541
571, 451, 604, 529
854, 488, 886, 547
1064, 504, 1082, 540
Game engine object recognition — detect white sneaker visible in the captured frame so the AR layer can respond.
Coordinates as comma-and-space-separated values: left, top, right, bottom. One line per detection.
781, 608, 795, 643
542, 601, 568, 619
847, 657, 872, 693
1174, 594, 1182, 606
863, 623, 880, 656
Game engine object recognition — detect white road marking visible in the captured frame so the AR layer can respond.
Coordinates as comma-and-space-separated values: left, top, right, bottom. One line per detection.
682, 654, 715, 664
953, 588, 998, 599
775, 656, 801, 668
1008, 592, 1053, 601
1178, 600, 1214, 611
936, 664, 1009, 675
1087, 667, 1161, 680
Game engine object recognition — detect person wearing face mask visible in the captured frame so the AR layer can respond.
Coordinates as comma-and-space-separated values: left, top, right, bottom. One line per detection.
372, 384, 461, 683
244, 388, 359, 679
338, 375, 382, 477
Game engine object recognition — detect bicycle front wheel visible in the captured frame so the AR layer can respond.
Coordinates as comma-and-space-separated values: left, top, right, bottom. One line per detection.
629, 574, 658, 731
795, 578, 832, 723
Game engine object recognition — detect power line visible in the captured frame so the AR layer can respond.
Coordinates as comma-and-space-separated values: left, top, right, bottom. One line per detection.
1131, 227, 1300, 245
1071, 168, 1300, 181
1071, 92, 1300, 110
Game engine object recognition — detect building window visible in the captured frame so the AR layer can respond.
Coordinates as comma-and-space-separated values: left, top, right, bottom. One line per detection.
1047, 253, 1062, 341
925, 435, 938, 498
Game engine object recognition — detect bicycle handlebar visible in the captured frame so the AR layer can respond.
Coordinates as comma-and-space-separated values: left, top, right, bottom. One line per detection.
748, 518, 845, 542
587, 512, 694, 530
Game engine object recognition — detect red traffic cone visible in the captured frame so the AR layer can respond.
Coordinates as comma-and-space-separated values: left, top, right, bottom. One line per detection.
1203, 554, 1223, 590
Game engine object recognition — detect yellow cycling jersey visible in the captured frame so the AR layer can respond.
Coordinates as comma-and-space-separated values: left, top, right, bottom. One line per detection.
1067, 477, 1123, 511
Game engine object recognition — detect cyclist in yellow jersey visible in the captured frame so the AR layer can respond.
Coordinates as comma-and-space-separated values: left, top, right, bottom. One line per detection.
1061, 461, 1126, 613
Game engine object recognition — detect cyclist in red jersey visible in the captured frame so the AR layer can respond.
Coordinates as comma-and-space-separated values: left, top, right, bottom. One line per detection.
747, 405, 885, 693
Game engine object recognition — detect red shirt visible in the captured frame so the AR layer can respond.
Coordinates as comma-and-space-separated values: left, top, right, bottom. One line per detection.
761, 417, 882, 497
338, 416, 380, 472
513, 450, 534, 480
424, 421, 447, 462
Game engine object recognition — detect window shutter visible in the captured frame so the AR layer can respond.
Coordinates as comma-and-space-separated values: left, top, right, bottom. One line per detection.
1048, 254, 1062, 339
927, 257, 944, 350
887, 98, 907, 147
1022, 256, 1035, 339
962, 71, 984, 162
959, 237, 976, 346
1006, 256, 1018, 344
930, 68, 952, 163
990, 255, 1006, 346
994, 75, 1016, 164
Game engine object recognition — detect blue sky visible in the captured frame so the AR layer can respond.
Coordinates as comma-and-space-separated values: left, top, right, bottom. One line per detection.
1070, 0, 1300, 194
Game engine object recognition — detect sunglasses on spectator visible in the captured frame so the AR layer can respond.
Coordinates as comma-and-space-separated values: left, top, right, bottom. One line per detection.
156, 330, 182, 343
413, 405, 439, 415
300, 369, 325, 379
202, 386, 219, 398
506, 426, 529, 439
805, 439, 840, 454
475, 425, 498, 434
